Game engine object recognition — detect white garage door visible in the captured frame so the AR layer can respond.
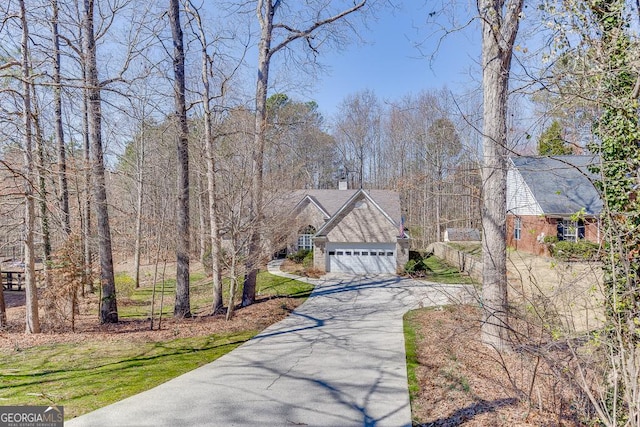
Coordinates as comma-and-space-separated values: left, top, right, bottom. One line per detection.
326, 243, 396, 274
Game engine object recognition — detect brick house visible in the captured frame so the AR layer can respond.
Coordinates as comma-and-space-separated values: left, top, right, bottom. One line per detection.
506, 155, 602, 256
287, 184, 409, 274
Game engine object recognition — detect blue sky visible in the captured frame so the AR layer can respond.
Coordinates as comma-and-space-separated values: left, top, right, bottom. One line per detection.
289, 4, 482, 120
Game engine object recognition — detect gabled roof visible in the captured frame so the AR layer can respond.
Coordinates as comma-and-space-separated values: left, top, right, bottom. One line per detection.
314, 188, 403, 237
292, 194, 331, 219
289, 188, 405, 237
291, 189, 402, 221
509, 155, 602, 216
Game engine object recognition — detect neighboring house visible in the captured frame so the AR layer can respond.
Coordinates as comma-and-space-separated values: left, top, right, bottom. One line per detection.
506, 155, 602, 256
287, 185, 409, 274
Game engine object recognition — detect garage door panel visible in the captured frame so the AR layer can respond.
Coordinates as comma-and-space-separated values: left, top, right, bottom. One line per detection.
327, 243, 396, 274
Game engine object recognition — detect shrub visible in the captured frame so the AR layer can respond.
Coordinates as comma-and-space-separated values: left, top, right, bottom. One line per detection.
549, 240, 600, 261
405, 258, 429, 277
302, 250, 314, 268
405, 259, 417, 273
287, 249, 311, 264
409, 250, 426, 261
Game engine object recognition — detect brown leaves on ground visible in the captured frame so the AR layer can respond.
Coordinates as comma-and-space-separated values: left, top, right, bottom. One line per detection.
280, 259, 324, 278
411, 305, 585, 427
0, 292, 302, 352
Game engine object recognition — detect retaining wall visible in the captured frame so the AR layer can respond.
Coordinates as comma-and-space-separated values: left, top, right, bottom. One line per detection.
429, 242, 482, 283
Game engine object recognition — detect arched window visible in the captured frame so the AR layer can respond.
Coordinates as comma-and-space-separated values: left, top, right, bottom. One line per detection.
297, 225, 316, 251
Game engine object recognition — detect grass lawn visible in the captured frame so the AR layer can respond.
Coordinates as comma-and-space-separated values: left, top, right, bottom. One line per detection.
447, 242, 482, 257
403, 257, 476, 421
0, 331, 254, 419
420, 255, 477, 285
0, 271, 313, 420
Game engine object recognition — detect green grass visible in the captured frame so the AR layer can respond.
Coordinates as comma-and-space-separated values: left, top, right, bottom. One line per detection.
0, 331, 254, 420
255, 271, 314, 299
114, 270, 312, 320
447, 242, 482, 257
403, 310, 421, 404
421, 255, 476, 285
1, 270, 314, 420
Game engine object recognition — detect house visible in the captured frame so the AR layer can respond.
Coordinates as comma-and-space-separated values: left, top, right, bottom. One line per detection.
506, 155, 602, 255
286, 185, 409, 274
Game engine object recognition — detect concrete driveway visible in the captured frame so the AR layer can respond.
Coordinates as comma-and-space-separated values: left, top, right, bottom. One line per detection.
66, 266, 473, 427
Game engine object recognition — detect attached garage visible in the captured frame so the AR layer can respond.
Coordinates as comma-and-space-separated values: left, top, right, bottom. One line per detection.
326, 242, 396, 274
288, 188, 409, 275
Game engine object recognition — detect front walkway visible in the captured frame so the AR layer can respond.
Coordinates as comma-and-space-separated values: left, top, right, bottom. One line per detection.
67, 264, 473, 427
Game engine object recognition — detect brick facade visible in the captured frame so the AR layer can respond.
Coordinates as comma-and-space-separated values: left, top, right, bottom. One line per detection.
506, 215, 600, 256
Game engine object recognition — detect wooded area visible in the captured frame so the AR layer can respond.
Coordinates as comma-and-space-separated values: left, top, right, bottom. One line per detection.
1, 0, 639, 424
0, 0, 483, 329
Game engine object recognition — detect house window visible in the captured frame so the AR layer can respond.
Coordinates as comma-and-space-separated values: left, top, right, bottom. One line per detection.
297, 225, 316, 251
514, 217, 522, 241
557, 219, 585, 242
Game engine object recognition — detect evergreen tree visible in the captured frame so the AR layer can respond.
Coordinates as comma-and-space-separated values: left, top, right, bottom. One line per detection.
537, 121, 572, 155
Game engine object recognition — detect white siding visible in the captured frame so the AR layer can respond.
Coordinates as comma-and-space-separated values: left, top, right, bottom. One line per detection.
507, 166, 543, 216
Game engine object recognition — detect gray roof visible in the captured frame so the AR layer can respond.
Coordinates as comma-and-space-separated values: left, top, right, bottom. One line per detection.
445, 228, 481, 241
510, 155, 602, 216
292, 189, 402, 222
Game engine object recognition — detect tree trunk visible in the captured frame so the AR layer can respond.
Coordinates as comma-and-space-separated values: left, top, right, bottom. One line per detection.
242, 0, 367, 306
186, 3, 225, 313
478, 0, 523, 350
0, 264, 6, 328
20, 0, 40, 334
52, 0, 71, 236
196, 172, 209, 267
242, 1, 273, 307
133, 130, 145, 288
82, 92, 93, 294
207, 160, 223, 314
169, 0, 191, 318
79, 12, 92, 295
84, 0, 118, 323
31, 85, 52, 290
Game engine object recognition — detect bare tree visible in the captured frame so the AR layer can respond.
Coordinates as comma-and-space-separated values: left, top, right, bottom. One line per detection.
83, 0, 118, 323
168, 0, 191, 318
478, 0, 523, 350
0, 262, 5, 328
243, 0, 367, 306
19, 0, 40, 334
334, 90, 381, 188
184, 1, 227, 313
427, 117, 461, 241
51, 0, 71, 236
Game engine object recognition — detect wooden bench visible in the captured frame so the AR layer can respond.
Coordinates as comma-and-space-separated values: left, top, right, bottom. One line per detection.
2, 271, 23, 291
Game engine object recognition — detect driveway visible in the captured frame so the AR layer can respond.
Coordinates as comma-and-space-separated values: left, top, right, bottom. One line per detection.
67, 266, 473, 427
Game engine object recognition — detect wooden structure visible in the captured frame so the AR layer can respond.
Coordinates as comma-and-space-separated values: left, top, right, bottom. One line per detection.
2, 270, 23, 290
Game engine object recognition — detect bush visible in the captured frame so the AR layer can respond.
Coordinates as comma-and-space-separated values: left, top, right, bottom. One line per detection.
409, 250, 426, 261
287, 249, 311, 264
302, 250, 314, 268
405, 258, 429, 277
549, 239, 599, 261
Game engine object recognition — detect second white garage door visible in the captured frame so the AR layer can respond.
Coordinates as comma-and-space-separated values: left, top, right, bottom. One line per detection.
326, 242, 396, 274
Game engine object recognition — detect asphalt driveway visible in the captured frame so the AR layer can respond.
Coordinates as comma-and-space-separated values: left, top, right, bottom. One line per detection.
66, 266, 473, 427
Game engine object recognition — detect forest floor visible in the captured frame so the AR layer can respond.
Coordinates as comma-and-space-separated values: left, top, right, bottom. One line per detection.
0, 258, 307, 350
1, 256, 591, 425
407, 305, 585, 426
